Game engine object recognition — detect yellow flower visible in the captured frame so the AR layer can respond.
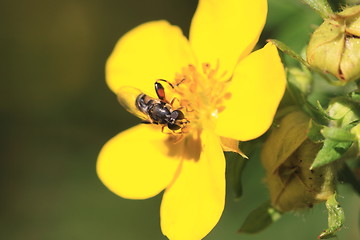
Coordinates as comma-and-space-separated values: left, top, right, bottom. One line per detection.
97, 0, 286, 239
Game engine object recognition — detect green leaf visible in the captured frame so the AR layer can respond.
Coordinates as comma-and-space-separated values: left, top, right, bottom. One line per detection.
311, 138, 353, 169
238, 201, 282, 234
228, 138, 264, 199
304, 101, 330, 125
313, 122, 359, 169
316, 101, 336, 120
307, 119, 325, 142
226, 152, 248, 199
321, 126, 357, 142
226, 140, 262, 199
318, 193, 344, 239
301, 0, 334, 19
303, 101, 336, 126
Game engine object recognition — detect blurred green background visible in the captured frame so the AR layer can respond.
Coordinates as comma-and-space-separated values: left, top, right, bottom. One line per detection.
1, 0, 359, 239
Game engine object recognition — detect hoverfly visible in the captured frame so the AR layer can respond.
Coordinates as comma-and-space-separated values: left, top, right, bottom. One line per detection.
117, 79, 189, 132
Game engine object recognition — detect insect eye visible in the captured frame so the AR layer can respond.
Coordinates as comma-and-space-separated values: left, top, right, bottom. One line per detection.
168, 123, 181, 130
171, 110, 184, 120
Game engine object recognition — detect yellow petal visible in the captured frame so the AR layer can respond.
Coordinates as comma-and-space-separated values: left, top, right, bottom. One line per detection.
160, 130, 225, 240
189, 0, 267, 77
216, 43, 286, 141
220, 137, 248, 158
106, 20, 196, 94
97, 124, 183, 199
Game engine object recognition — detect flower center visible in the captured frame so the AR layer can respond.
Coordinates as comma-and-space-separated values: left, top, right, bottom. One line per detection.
168, 63, 231, 134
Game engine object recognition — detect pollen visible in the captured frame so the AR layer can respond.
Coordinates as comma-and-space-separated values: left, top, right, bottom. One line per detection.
169, 63, 231, 132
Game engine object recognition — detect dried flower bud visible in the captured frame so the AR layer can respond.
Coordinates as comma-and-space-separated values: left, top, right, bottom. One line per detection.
307, 5, 360, 83
261, 110, 335, 212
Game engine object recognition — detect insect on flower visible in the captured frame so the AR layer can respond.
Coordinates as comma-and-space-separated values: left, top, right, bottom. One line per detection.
98, 1, 287, 239
117, 79, 190, 135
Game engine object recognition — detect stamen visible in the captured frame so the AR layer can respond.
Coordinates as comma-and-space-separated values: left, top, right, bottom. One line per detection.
165, 62, 232, 139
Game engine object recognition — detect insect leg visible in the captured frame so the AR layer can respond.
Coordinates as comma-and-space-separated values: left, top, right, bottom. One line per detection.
155, 79, 188, 104
170, 97, 181, 107
155, 79, 182, 103
174, 78, 186, 87
154, 81, 167, 102
141, 120, 155, 124
158, 78, 186, 88
156, 79, 175, 89
161, 125, 176, 135
161, 125, 167, 133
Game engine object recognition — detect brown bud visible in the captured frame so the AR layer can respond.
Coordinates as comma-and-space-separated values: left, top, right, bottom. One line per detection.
261, 110, 335, 212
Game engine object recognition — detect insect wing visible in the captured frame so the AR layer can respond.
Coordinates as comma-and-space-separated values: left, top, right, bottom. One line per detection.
117, 86, 148, 120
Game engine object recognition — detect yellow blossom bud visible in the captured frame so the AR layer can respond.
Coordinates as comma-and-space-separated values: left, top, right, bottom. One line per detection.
307, 5, 360, 83
261, 110, 335, 212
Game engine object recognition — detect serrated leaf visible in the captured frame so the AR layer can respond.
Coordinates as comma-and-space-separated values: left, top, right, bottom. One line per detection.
307, 120, 325, 142
311, 138, 353, 169
238, 201, 282, 234
321, 126, 357, 141
318, 193, 344, 239
301, 0, 333, 19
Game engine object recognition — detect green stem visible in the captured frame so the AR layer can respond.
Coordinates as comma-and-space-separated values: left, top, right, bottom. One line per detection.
301, 0, 334, 19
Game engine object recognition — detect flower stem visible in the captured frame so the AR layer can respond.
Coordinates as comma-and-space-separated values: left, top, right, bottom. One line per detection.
301, 0, 334, 19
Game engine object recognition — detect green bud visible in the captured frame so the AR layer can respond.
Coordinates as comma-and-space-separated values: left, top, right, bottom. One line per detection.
288, 67, 312, 95
327, 98, 360, 127
307, 5, 360, 83
262, 110, 335, 212
351, 123, 360, 150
